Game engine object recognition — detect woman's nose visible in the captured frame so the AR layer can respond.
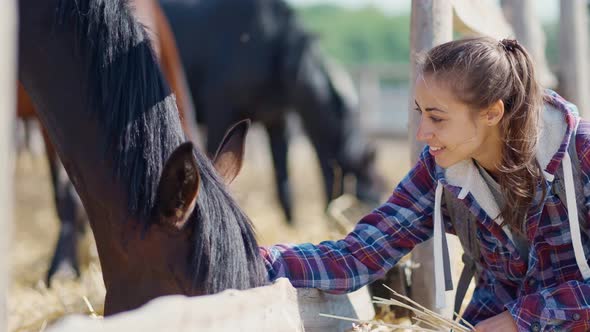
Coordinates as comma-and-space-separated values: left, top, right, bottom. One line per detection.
416, 118, 433, 142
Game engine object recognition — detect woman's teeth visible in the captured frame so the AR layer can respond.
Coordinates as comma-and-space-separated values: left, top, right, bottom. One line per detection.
430, 146, 444, 151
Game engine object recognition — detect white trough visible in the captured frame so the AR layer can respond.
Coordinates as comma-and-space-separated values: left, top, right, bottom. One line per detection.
48, 278, 375, 332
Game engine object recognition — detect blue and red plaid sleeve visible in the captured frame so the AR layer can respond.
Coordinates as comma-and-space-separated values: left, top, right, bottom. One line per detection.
260, 148, 438, 293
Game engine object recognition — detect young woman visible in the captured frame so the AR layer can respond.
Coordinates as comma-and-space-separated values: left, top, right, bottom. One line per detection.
260, 37, 590, 332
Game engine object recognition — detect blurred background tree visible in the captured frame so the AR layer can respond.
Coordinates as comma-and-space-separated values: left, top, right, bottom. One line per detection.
296, 5, 410, 66
294, 3, 585, 71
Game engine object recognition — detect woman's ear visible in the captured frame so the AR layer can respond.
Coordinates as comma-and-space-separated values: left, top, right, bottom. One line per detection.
484, 100, 505, 126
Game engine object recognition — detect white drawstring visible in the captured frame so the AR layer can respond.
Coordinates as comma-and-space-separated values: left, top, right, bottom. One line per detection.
433, 180, 446, 308
562, 150, 590, 280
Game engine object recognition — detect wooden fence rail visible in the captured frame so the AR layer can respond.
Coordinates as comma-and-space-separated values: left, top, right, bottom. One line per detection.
48, 279, 374, 332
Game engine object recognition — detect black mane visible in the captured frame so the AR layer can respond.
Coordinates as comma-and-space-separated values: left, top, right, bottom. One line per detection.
56, 0, 184, 221
55, 0, 266, 291
190, 153, 267, 292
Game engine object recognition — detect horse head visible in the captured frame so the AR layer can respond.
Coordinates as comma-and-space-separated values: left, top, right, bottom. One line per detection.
105, 120, 267, 314
283, 34, 385, 207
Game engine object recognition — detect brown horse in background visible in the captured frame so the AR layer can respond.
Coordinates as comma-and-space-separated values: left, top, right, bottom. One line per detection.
16, 0, 198, 286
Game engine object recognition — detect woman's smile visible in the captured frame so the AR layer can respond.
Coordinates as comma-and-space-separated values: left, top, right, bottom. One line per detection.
428, 145, 446, 156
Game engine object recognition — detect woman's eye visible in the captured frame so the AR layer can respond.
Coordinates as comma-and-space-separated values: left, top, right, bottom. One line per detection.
414, 107, 444, 123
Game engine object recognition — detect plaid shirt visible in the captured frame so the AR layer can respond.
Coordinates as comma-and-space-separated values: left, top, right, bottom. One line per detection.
260, 92, 590, 332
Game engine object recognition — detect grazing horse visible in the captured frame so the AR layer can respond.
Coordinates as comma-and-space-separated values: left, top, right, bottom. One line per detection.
18, 0, 266, 314
15, 0, 198, 286
160, 0, 384, 222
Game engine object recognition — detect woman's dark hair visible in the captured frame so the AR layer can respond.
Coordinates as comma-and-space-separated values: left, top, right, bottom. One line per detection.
419, 36, 544, 232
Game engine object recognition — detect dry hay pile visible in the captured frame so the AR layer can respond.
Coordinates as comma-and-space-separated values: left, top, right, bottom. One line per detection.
9, 153, 105, 332
9, 126, 410, 331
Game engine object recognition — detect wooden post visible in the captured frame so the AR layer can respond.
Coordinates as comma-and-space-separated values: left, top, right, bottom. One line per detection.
453, 0, 513, 38
407, 0, 452, 312
559, 0, 589, 116
501, 0, 557, 88
0, 0, 18, 331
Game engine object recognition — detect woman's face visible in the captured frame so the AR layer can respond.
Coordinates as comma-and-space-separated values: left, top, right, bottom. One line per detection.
414, 74, 502, 169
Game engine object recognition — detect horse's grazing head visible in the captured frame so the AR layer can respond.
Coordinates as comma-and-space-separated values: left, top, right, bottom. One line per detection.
106, 120, 267, 314
280, 34, 385, 206
296, 44, 385, 206
320, 58, 386, 204
338, 142, 385, 205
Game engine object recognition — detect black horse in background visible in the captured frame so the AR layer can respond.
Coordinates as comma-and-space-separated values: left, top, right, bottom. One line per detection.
160, 0, 385, 222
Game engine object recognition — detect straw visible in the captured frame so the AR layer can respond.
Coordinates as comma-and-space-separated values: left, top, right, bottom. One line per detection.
319, 284, 475, 332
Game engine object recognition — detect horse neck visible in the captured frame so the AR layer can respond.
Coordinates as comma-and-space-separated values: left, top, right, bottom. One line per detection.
18, 0, 185, 283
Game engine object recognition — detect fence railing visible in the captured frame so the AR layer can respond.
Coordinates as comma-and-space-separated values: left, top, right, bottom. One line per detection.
48, 279, 374, 332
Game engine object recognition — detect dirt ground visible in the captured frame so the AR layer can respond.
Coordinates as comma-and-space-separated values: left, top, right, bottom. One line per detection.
8, 124, 412, 331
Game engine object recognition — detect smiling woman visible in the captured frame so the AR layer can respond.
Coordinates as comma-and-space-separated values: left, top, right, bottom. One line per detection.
417, 37, 544, 231
260, 36, 590, 332
413, 74, 504, 172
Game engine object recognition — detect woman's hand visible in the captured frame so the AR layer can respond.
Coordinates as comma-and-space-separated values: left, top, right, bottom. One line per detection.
474, 311, 518, 332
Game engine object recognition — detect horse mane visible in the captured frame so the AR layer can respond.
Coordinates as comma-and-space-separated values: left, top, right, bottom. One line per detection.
56, 0, 184, 221
190, 154, 267, 292
55, 0, 266, 290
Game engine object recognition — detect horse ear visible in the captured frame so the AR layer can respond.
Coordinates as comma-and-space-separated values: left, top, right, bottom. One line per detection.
213, 119, 250, 184
154, 142, 200, 230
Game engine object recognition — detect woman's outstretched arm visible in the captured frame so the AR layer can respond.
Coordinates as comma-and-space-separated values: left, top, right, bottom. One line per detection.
260, 148, 439, 293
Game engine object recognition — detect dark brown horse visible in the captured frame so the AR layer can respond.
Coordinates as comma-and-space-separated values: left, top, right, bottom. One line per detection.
161, 0, 385, 222
15, 0, 199, 286
18, 0, 266, 314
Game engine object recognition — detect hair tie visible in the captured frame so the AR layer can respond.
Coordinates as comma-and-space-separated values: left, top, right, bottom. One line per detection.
500, 38, 519, 52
